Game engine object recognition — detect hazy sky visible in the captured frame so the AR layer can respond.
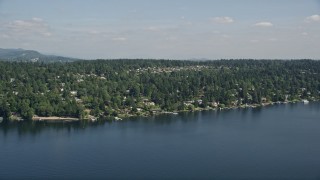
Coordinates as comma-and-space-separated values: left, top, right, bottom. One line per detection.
0, 0, 319, 59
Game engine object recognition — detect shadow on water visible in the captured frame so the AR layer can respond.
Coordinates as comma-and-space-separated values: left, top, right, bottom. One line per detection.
0, 107, 265, 136
126, 110, 212, 126
0, 120, 112, 137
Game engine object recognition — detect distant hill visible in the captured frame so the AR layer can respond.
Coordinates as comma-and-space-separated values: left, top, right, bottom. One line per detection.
0, 48, 79, 62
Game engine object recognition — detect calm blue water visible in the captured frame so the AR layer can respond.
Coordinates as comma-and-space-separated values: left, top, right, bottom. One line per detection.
1, 102, 320, 179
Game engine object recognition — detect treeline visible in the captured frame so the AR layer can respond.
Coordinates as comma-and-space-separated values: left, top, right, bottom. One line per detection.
0, 59, 319, 121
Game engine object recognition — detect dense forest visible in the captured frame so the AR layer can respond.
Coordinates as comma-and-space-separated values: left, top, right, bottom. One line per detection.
0, 59, 319, 121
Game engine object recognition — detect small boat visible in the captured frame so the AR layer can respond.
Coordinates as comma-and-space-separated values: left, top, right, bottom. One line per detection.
302, 99, 309, 104
115, 117, 122, 121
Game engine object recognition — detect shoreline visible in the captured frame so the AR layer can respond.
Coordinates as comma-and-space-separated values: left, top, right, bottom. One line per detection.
115, 99, 316, 121
32, 116, 79, 122
2, 99, 316, 123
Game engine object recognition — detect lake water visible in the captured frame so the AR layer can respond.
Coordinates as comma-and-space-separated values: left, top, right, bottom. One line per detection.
1, 102, 320, 179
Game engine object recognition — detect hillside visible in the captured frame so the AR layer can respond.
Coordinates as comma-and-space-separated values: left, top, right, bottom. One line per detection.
0, 59, 319, 122
0, 48, 78, 62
